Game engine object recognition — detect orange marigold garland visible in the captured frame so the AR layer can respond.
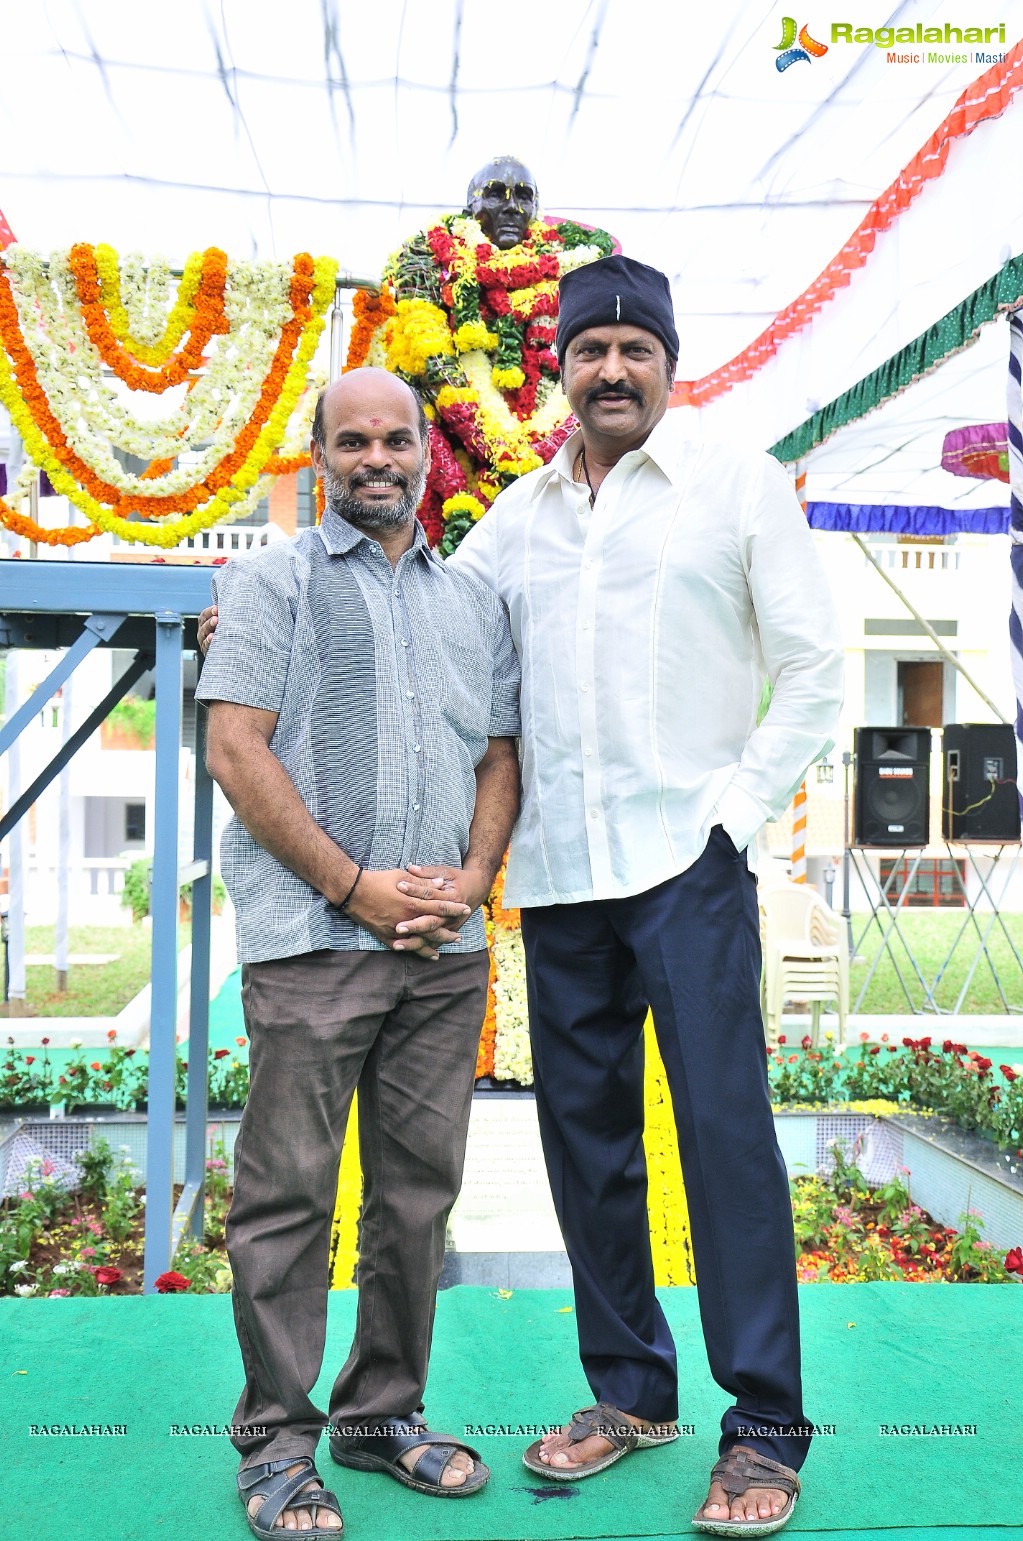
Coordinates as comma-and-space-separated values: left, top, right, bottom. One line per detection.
475, 948, 499, 1079
0, 254, 320, 520
344, 287, 396, 373
0, 495, 96, 547
0, 247, 336, 547
68, 243, 230, 392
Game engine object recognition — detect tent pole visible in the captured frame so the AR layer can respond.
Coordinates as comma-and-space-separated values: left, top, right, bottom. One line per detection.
850, 533, 1009, 724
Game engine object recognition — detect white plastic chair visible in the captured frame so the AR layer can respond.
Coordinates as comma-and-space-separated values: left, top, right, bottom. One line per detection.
758, 883, 848, 1048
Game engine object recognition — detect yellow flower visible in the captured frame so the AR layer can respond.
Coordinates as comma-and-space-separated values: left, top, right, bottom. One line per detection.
491, 365, 525, 390
453, 319, 496, 354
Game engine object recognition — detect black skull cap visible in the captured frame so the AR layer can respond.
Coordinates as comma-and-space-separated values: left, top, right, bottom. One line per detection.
556, 255, 678, 366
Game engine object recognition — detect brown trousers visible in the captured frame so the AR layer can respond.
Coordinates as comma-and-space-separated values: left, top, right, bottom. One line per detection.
226, 947, 490, 1467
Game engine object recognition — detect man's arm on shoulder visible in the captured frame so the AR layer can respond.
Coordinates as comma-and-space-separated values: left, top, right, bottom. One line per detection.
443, 497, 498, 589
715, 454, 844, 853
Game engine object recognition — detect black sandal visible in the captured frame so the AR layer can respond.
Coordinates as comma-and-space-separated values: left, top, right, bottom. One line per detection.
328, 1411, 489, 1497
237, 1456, 344, 1539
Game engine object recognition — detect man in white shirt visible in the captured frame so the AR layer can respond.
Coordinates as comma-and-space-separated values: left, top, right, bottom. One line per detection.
449, 254, 843, 1535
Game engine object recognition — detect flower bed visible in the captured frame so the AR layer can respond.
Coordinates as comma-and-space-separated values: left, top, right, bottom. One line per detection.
793, 1134, 1022, 1283
1, 1139, 232, 1297
1, 1030, 250, 1113
767, 1032, 1023, 1153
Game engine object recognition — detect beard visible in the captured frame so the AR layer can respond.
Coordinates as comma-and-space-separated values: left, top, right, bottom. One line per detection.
322, 460, 427, 532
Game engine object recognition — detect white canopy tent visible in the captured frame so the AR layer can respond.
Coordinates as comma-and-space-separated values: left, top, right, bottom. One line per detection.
1, 0, 1021, 510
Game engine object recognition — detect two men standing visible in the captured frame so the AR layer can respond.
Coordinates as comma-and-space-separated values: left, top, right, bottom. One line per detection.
200, 254, 842, 1539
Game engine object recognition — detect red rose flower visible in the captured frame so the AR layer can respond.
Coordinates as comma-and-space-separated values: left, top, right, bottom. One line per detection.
93, 1266, 123, 1287
801, 1035, 812, 1050
24, 1056, 34, 1065
1000, 1066, 1018, 1083
869, 1046, 881, 1055
213, 1049, 230, 1060
777, 1035, 786, 1045
90, 1062, 102, 1071
153, 1271, 191, 1293
1004, 1247, 1023, 1276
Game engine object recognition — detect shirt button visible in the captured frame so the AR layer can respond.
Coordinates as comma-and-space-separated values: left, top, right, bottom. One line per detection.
412, 802, 420, 811
414, 745, 422, 754
585, 749, 592, 757
590, 808, 599, 819
580, 683, 589, 692
400, 638, 409, 647
406, 690, 415, 699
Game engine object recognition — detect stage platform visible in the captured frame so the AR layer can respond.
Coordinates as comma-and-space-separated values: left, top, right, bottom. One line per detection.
1, 1283, 1018, 1540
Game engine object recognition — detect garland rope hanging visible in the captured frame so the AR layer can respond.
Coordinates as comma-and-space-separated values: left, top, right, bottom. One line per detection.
770, 253, 1023, 465
0, 244, 337, 548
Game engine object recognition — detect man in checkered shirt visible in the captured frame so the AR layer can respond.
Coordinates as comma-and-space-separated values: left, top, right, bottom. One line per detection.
196, 369, 520, 1538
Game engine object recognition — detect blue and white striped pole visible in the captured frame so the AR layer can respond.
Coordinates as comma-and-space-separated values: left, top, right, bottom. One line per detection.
1007, 312, 1023, 816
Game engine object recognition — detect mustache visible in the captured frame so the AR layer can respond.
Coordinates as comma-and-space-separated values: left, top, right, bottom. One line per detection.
585, 383, 644, 406
348, 470, 409, 491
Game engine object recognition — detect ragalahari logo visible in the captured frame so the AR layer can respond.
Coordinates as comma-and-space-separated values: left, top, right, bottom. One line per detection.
774, 17, 828, 69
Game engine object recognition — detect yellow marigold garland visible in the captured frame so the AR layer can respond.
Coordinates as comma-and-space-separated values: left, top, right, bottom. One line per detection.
0, 250, 337, 548
94, 244, 205, 367
643, 1017, 696, 1286
329, 1094, 362, 1289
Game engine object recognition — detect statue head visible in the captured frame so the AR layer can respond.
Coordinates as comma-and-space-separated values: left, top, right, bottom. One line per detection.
465, 156, 538, 249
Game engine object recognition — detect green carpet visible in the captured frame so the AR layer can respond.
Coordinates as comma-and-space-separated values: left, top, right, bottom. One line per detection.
0, 1284, 1018, 1539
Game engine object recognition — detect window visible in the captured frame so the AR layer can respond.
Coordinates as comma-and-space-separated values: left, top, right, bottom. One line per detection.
879, 857, 965, 907
125, 803, 146, 843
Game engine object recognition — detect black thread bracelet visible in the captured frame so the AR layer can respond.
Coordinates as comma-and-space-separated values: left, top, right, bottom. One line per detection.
337, 866, 363, 912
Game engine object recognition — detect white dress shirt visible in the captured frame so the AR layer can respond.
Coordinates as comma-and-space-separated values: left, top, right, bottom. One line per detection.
449, 411, 844, 908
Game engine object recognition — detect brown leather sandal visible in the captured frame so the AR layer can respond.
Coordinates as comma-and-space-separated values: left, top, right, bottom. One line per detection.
522, 1401, 641, 1481
692, 1446, 801, 1535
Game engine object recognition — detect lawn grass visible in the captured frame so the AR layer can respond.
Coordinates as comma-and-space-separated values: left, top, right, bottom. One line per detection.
851, 908, 1023, 1014
17, 925, 190, 1018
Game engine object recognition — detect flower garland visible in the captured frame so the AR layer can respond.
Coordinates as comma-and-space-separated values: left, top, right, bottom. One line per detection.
329, 1094, 363, 1289
644, 1017, 696, 1286
94, 245, 204, 366
352, 213, 614, 550
344, 286, 396, 372
70, 243, 230, 390
0, 247, 337, 548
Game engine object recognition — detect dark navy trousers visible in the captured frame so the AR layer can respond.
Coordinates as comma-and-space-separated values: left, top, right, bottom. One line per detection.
520, 824, 812, 1474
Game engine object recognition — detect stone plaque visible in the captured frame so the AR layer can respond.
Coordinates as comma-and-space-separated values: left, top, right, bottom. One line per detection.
448, 1096, 564, 1253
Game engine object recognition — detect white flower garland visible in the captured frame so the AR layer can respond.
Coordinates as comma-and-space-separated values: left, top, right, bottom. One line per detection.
3, 247, 297, 499
492, 930, 533, 1085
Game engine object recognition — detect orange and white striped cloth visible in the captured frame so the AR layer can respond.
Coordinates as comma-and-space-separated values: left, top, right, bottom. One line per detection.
791, 460, 809, 882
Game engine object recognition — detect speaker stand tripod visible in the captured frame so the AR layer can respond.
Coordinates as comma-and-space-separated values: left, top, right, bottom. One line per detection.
929, 842, 1023, 1015
845, 842, 1023, 1015
847, 847, 940, 1013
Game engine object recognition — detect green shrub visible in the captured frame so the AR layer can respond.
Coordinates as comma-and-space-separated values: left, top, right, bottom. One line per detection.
106, 695, 156, 747
121, 861, 225, 922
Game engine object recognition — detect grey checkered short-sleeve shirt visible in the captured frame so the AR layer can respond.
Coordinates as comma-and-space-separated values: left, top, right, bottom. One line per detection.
195, 512, 520, 962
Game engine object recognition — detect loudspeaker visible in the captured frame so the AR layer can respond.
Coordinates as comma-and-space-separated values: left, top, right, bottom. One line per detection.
854, 727, 931, 846
942, 723, 1020, 842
